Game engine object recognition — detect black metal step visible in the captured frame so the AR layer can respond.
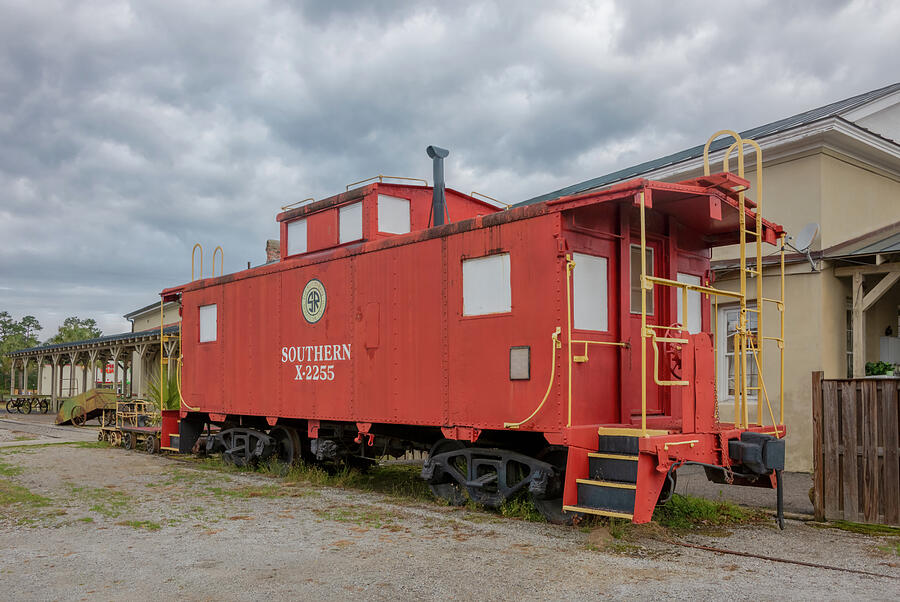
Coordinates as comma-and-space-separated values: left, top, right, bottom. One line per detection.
597, 434, 639, 455
575, 479, 636, 515
588, 452, 638, 483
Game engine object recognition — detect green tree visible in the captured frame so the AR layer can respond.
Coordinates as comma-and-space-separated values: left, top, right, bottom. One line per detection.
0, 311, 43, 392
46, 317, 102, 344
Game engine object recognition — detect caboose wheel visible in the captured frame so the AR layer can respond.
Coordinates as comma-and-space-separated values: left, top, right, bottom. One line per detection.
122, 432, 134, 450
531, 446, 575, 525
270, 426, 301, 466
145, 434, 159, 454
426, 439, 468, 506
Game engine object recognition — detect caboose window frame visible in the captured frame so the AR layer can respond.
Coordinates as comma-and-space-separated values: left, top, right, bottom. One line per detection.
629, 244, 654, 315
286, 218, 308, 256
461, 252, 512, 317
339, 202, 364, 244
199, 304, 218, 343
572, 252, 609, 332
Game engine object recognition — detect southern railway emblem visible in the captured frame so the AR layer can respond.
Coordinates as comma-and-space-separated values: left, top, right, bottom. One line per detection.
301, 278, 326, 324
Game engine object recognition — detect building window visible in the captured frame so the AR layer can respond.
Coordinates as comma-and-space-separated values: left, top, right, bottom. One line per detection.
286, 218, 307, 256
378, 195, 411, 234
717, 305, 757, 400
676, 273, 702, 334
462, 253, 511, 316
339, 202, 363, 243
199, 304, 217, 343
573, 252, 608, 331
630, 245, 654, 314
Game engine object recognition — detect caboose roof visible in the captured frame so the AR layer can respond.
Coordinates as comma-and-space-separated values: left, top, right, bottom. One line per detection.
161, 172, 782, 300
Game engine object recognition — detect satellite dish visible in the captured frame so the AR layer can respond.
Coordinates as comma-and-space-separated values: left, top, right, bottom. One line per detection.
790, 223, 819, 252
786, 222, 819, 271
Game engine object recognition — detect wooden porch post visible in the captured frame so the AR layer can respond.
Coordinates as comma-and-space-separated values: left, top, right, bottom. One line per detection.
852, 272, 865, 377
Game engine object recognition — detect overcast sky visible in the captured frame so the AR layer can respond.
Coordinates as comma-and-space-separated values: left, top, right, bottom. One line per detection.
1, 0, 898, 339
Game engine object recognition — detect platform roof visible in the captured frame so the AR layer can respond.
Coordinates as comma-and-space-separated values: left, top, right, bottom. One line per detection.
6, 325, 180, 359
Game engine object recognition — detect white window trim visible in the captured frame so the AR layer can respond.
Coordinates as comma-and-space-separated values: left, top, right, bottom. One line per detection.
199, 304, 217, 343
715, 304, 758, 403
339, 202, 363, 244
462, 253, 512, 316
676, 272, 702, 334
573, 252, 608, 332
629, 244, 654, 315
286, 218, 307, 256
377, 194, 411, 234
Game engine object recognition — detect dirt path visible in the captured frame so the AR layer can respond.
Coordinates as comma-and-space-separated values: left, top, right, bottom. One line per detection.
0, 443, 897, 600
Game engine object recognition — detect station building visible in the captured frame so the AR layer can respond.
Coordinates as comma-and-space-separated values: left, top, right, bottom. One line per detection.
521, 82, 900, 471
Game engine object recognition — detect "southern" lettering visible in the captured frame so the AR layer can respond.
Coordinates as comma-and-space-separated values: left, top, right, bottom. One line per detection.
281, 344, 352, 363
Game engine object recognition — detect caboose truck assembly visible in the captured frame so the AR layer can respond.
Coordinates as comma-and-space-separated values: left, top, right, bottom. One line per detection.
160, 131, 788, 526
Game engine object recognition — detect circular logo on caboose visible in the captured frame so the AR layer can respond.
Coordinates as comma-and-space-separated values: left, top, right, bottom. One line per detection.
301, 279, 327, 324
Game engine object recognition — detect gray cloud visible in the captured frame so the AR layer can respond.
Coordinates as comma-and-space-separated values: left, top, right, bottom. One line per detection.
0, 0, 898, 336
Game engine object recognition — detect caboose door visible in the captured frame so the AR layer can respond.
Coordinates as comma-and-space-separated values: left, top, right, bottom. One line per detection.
627, 240, 666, 418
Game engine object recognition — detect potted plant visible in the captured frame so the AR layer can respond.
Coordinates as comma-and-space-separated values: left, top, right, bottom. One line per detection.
865, 361, 897, 378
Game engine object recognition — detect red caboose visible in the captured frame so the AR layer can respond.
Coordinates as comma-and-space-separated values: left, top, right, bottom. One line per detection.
162, 134, 788, 525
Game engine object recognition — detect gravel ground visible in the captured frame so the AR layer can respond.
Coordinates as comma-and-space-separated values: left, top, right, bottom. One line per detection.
0, 441, 897, 600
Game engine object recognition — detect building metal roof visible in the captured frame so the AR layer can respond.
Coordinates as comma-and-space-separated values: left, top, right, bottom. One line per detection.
517, 82, 900, 207
7, 325, 180, 358
123, 300, 178, 321
846, 231, 900, 256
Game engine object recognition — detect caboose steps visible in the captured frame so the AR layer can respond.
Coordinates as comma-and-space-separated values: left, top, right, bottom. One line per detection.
567, 433, 642, 521
588, 452, 638, 483
562, 505, 634, 520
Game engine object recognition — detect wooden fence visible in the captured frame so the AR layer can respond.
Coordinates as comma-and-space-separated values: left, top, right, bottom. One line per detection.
811, 372, 899, 525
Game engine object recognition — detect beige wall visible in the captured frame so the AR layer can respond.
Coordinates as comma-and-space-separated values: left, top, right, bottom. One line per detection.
820, 153, 900, 248
712, 153, 824, 261
130, 304, 180, 332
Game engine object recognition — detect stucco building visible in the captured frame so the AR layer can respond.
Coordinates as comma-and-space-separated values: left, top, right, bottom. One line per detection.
522, 82, 900, 471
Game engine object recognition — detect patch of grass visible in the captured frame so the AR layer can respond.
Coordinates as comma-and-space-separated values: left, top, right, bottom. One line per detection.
13, 435, 36, 441
76, 516, 94, 523
0, 479, 51, 508
206, 484, 288, 499
313, 504, 400, 529
499, 493, 544, 522
284, 462, 433, 502
66, 483, 132, 518
813, 520, 900, 537
877, 540, 900, 556
72, 441, 111, 449
117, 520, 161, 531
0, 458, 23, 477
652, 494, 766, 532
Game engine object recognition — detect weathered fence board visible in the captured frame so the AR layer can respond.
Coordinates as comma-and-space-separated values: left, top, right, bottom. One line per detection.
812, 372, 900, 526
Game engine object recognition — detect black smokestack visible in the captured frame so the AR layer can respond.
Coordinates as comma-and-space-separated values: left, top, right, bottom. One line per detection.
427, 145, 449, 226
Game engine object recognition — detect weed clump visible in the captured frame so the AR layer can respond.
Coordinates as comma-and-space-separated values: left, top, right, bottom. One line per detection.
652, 494, 765, 531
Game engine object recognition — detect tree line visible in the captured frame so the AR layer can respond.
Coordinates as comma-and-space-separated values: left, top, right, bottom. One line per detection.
0, 313, 102, 391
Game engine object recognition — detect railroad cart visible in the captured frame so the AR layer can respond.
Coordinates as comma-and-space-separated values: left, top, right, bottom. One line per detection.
160, 133, 789, 525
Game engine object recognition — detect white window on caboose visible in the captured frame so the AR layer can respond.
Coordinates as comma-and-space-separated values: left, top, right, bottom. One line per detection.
286, 218, 307, 256
199, 304, 217, 343
463, 253, 511, 316
377, 194, 410, 234
339, 202, 363, 243
573, 252, 608, 331
676, 272, 702, 334
630, 245, 654, 314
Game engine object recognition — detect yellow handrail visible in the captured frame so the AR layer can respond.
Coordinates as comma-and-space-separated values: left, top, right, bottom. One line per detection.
566, 255, 576, 427
191, 243, 203, 281
212, 246, 224, 278
504, 328, 561, 429
346, 175, 428, 191
470, 191, 511, 208
572, 340, 627, 363
281, 198, 315, 211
